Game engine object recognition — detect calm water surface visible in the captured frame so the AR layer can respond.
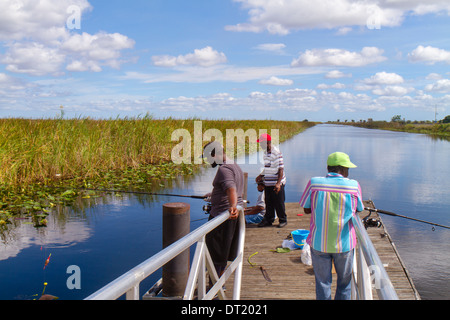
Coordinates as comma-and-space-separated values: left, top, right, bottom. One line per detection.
0, 124, 448, 300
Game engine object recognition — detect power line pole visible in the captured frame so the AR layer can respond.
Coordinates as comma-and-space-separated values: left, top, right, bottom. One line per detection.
435, 105, 438, 123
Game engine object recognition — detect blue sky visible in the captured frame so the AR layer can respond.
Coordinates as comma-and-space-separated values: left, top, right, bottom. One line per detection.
1, 0, 450, 121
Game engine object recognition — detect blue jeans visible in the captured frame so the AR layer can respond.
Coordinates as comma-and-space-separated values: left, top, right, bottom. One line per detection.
310, 248, 354, 300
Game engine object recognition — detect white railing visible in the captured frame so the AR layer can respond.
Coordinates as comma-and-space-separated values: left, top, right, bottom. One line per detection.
85, 206, 245, 300
351, 215, 398, 300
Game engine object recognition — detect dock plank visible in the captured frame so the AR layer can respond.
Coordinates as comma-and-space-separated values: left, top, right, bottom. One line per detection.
227, 201, 420, 300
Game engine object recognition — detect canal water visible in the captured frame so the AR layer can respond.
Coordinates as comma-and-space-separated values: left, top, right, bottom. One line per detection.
0, 124, 448, 300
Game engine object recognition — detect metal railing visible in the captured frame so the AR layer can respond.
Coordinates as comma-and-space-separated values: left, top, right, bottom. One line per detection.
85, 206, 245, 300
351, 215, 398, 300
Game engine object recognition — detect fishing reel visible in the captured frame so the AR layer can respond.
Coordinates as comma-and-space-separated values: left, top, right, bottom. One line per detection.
364, 217, 382, 229
202, 198, 250, 215
363, 210, 382, 229
203, 202, 212, 214
203, 195, 212, 214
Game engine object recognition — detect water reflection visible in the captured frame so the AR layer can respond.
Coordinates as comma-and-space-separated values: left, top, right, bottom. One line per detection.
0, 124, 448, 300
0, 168, 205, 300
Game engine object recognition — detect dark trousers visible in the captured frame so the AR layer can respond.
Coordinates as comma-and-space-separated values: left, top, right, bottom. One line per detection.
263, 184, 286, 224
205, 217, 239, 268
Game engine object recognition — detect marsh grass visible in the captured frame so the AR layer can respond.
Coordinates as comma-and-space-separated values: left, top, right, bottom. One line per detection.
335, 120, 450, 138
0, 116, 314, 221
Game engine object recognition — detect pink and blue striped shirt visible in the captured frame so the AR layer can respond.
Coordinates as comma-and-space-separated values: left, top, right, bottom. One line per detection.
299, 173, 364, 253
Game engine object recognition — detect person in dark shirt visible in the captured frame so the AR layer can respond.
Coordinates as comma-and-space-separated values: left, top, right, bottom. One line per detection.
202, 141, 244, 278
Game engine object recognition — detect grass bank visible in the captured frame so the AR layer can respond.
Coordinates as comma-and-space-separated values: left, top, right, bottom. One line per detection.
331, 121, 450, 138
0, 116, 315, 223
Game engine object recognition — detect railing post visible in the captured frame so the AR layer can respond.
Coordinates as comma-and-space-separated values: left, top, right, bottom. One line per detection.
162, 202, 190, 298
243, 172, 248, 208
356, 245, 373, 300
352, 215, 398, 300
233, 210, 245, 300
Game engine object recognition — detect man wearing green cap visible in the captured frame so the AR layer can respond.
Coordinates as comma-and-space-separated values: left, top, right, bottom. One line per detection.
299, 152, 364, 300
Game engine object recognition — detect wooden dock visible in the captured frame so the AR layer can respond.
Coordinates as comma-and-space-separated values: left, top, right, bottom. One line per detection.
228, 201, 420, 300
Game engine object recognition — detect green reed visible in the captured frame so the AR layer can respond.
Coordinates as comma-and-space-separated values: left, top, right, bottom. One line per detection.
0, 116, 314, 222
0, 116, 313, 187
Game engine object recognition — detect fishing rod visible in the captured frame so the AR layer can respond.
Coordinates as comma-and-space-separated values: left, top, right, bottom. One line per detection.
52, 186, 207, 200
365, 207, 450, 230
49, 186, 250, 212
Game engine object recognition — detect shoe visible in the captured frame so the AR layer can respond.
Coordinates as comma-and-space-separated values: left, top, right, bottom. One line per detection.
278, 221, 288, 228
258, 220, 272, 227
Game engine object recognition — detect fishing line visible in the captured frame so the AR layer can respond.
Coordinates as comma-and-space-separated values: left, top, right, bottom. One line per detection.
365, 207, 450, 230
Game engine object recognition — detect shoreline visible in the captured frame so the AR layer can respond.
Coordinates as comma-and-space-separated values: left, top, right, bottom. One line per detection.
327, 121, 450, 139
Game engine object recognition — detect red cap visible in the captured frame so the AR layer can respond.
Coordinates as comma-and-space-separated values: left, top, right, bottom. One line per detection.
257, 133, 272, 143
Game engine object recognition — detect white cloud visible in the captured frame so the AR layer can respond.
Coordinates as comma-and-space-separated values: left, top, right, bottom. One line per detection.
155, 87, 402, 115
331, 91, 385, 112
62, 32, 135, 72
408, 45, 450, 64
0, 72, 28, 92
254, 43, 286, 54
291, 47, 387, 67
363, 72, 404, 85
2, 42, 66, 76
317, 83, 346, 89
246, 88, 321, 112
355, 72, 411, 96
0, 0, 92, 42
226, 0, 450, 34
152, 46, 227, 68
426, 73, 443, 80
160, 93, 236, 112
336, 27, 353, 35
259, 76, 293, 86
325, 70, 352, 79
425, 79, 450, 93
0, 0, 135, 76
123, 64, 324, 84
372, 85, 414, 96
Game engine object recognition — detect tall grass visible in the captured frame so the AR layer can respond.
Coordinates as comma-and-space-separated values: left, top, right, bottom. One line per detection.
0, 116, 314, 187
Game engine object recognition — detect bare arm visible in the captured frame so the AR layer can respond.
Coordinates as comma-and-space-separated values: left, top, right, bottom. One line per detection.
226, 187, 239, 220
244, 206, 264, 216
274, 168, 284, 193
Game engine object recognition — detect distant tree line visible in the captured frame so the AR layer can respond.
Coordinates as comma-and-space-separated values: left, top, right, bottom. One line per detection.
443, 115, 450, 123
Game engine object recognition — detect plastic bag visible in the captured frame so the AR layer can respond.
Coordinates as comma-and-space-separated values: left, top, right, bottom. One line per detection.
282, 239, 297, 250
301, 243, 312, 266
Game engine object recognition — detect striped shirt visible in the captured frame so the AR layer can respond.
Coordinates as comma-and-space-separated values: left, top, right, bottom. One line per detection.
262, 146, 286, 187
299, 173, 364, 253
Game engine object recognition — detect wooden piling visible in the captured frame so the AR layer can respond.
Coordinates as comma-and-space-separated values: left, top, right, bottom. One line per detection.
162, 202, 190, 298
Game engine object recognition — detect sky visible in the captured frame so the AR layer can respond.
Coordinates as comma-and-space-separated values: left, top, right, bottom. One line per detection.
1, 0, 450, 122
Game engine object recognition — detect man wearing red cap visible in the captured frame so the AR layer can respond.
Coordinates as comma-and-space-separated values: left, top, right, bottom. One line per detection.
255, 133, 287, 228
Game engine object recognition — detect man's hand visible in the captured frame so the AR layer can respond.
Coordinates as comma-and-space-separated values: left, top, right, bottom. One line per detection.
229, 206, 239, 220
226, 187, 238, 220
203, 192, 212, 202
274, 182, 281, 194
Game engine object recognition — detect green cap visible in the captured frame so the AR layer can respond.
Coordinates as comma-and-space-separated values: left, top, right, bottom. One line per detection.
327, 152, 357, 168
